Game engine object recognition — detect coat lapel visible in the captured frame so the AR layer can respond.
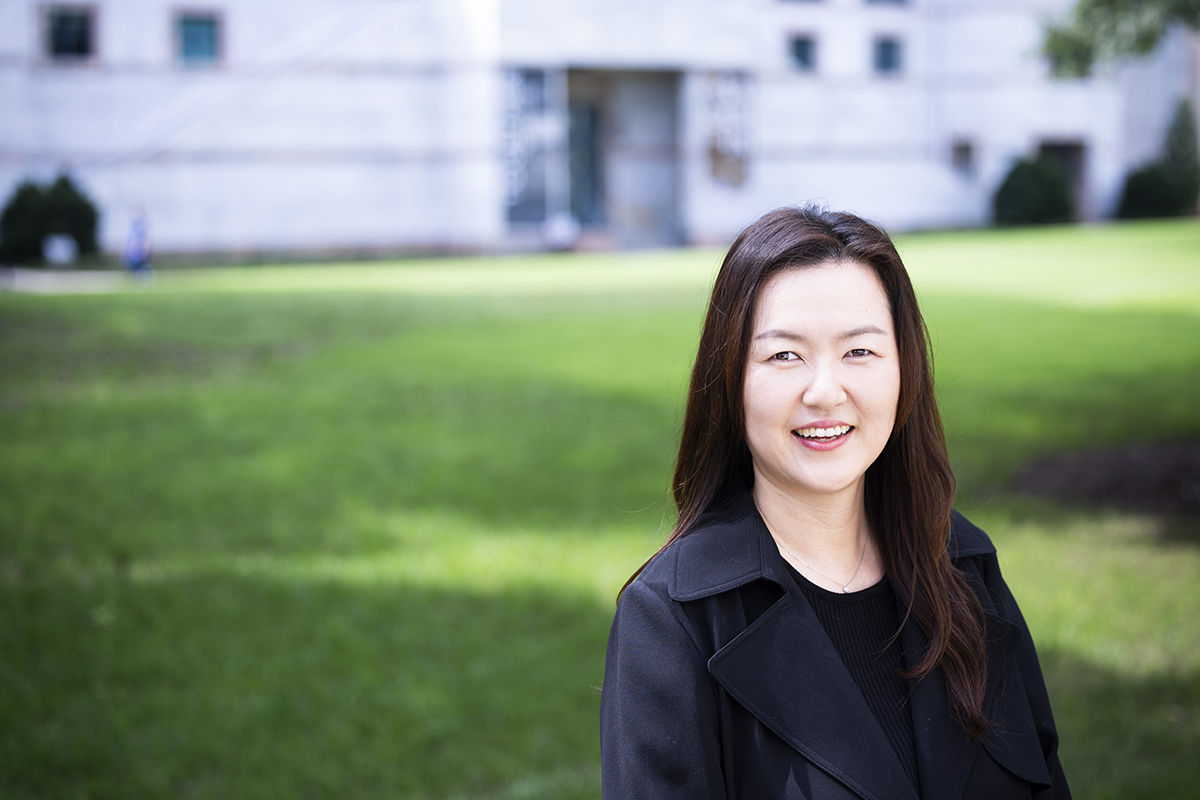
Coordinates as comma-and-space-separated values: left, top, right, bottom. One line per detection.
673, 494, 918, 800
667, 492, 1046, 800
709, 589, 920, 800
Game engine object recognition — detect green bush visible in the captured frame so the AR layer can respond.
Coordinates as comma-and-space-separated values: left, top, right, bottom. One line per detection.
1164, 99, 1200, 212
993, 157, 1074, 226
1117, 164, 1183, 218
0, 174, 99, 264
0, 182, 47, 263
1116, 99, 1200, 219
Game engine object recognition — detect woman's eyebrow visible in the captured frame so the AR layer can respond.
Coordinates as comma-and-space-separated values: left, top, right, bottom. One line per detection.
841, 325, 889, 339
754, 325, 888, 342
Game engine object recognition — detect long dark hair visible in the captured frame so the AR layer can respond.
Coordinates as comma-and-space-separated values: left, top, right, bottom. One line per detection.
627, 206, 990, 738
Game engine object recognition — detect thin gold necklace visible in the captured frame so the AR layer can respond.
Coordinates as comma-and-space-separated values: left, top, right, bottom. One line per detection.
773, 533, 868, 593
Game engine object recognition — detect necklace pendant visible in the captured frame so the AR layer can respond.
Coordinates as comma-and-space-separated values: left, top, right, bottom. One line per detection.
842, 585, 851, 593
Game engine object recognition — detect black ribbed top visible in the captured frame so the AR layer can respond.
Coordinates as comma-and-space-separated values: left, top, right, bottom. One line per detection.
785, 563, 919, 793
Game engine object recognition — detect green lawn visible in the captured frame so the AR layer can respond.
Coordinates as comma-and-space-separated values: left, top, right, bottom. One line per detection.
2, 219, 1198, 799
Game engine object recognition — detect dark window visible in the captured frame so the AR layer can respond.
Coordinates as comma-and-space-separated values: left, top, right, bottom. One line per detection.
873, 37, 902, 74
790, 36, 816, 72
47, 8, 93, 58
1038, 140, 1086, 218
569, 102, 603, 225
951, 139, 974, 175
178, 13, 220, 63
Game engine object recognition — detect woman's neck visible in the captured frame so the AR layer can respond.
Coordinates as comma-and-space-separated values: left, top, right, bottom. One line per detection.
751, 476, 883, 592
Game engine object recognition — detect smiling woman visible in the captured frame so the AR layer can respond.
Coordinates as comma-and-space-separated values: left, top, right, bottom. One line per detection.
600, 207, 1072, 799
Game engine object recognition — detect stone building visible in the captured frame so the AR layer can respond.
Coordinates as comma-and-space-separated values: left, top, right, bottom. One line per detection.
0, 0, 1194, 255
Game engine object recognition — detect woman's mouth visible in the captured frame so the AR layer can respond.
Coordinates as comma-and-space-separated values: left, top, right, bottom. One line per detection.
793, 424, 852, 441
792, 424, 853, 450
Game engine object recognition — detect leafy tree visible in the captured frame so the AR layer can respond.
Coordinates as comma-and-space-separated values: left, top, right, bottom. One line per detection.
1044, 0, 1200, 77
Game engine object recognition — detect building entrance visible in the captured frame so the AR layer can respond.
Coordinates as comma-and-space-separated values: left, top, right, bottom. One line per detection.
1039, 141, 1087, 220
567, 70, 682, 248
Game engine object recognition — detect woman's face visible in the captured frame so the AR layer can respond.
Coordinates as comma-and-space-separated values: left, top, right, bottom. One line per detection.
743, 260, 901, 505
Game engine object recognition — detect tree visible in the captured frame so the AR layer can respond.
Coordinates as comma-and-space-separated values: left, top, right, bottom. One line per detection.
1043, 0, 1200, 78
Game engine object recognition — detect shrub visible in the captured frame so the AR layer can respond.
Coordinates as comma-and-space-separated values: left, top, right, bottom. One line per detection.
993, 156, 1074, 225
1116, 99, 1200, 219
0, 174, 99, 264
0, 182, 47, 263
1117, 164, 1183, 218
1163, 99, 1200, 212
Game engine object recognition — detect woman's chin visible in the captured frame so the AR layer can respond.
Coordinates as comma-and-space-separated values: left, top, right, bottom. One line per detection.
758, 471, 863, 503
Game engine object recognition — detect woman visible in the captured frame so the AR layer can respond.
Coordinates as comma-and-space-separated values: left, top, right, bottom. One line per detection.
600, 207, 1069, 799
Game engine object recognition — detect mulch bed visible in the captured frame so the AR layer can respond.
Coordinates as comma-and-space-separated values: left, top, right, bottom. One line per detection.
1010, 440, 1200, 517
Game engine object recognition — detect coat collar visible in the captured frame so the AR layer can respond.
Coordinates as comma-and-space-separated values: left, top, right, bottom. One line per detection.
667, 489, 998, 604
664, 488, 1036, 800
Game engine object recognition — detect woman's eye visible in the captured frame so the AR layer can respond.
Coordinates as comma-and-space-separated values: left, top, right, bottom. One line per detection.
847, 348, 872, 358
771, 351, 798, 362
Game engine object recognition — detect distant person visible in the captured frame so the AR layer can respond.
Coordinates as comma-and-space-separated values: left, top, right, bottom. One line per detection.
601, 206, 1070, 799
123, 209, 153, 285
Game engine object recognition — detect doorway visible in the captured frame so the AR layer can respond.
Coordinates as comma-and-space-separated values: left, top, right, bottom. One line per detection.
1038, 141, 1087, 220
567, 70, 682, 248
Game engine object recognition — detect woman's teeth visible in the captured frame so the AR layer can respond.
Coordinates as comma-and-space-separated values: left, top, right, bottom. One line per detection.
794, 425, 851, 440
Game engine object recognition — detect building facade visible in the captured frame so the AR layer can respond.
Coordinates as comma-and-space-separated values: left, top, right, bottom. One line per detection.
0, 0, 1195, 255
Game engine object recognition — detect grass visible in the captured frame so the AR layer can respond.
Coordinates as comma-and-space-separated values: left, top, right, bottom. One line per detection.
1, 218, 1199, 798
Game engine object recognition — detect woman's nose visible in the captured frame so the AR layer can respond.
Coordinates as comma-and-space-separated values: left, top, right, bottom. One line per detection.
802, 361, 846, 409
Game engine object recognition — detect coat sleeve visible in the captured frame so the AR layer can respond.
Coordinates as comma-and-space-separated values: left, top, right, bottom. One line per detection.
600, 580, 728, 800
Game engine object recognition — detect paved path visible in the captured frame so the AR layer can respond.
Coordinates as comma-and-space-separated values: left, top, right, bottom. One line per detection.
0, 268, 131, 295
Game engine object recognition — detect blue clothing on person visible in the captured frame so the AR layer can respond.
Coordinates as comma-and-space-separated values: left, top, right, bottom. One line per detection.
123, 213, 153, 283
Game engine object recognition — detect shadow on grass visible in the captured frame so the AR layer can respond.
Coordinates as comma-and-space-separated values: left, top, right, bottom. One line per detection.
1041, 648, 1200, 800
950, 494, 1200, 553
927, 295, 1200, 498
0, 572, 609, 800
0, 291, 692, 568
4, 570, 1198, 800
0, 376, 679, 569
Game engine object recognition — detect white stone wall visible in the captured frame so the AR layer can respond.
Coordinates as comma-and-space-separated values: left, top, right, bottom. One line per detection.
0, 0, 1191, 256
0, 0, 505, 254
1119, 27, 1200, 172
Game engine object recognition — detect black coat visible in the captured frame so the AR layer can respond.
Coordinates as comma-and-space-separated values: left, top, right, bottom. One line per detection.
600, 491, 1070, 800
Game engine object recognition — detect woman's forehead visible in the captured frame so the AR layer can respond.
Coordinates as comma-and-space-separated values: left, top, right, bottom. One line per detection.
753, 262, 893, 332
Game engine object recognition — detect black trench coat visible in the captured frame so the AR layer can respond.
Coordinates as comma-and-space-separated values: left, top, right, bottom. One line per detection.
600, 491, 1070, 800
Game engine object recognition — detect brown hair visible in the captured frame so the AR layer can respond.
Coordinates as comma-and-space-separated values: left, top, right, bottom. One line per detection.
627, 206, 989, 738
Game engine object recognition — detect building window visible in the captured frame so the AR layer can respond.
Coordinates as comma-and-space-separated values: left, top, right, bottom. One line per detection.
503, 68, 550, 224
707, 71, 751, 188
951, 139, 975, 176
790, 36, 816, 72
46, 7, 95, 59
177, 12, 220, 63
873, 37, 903, 75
